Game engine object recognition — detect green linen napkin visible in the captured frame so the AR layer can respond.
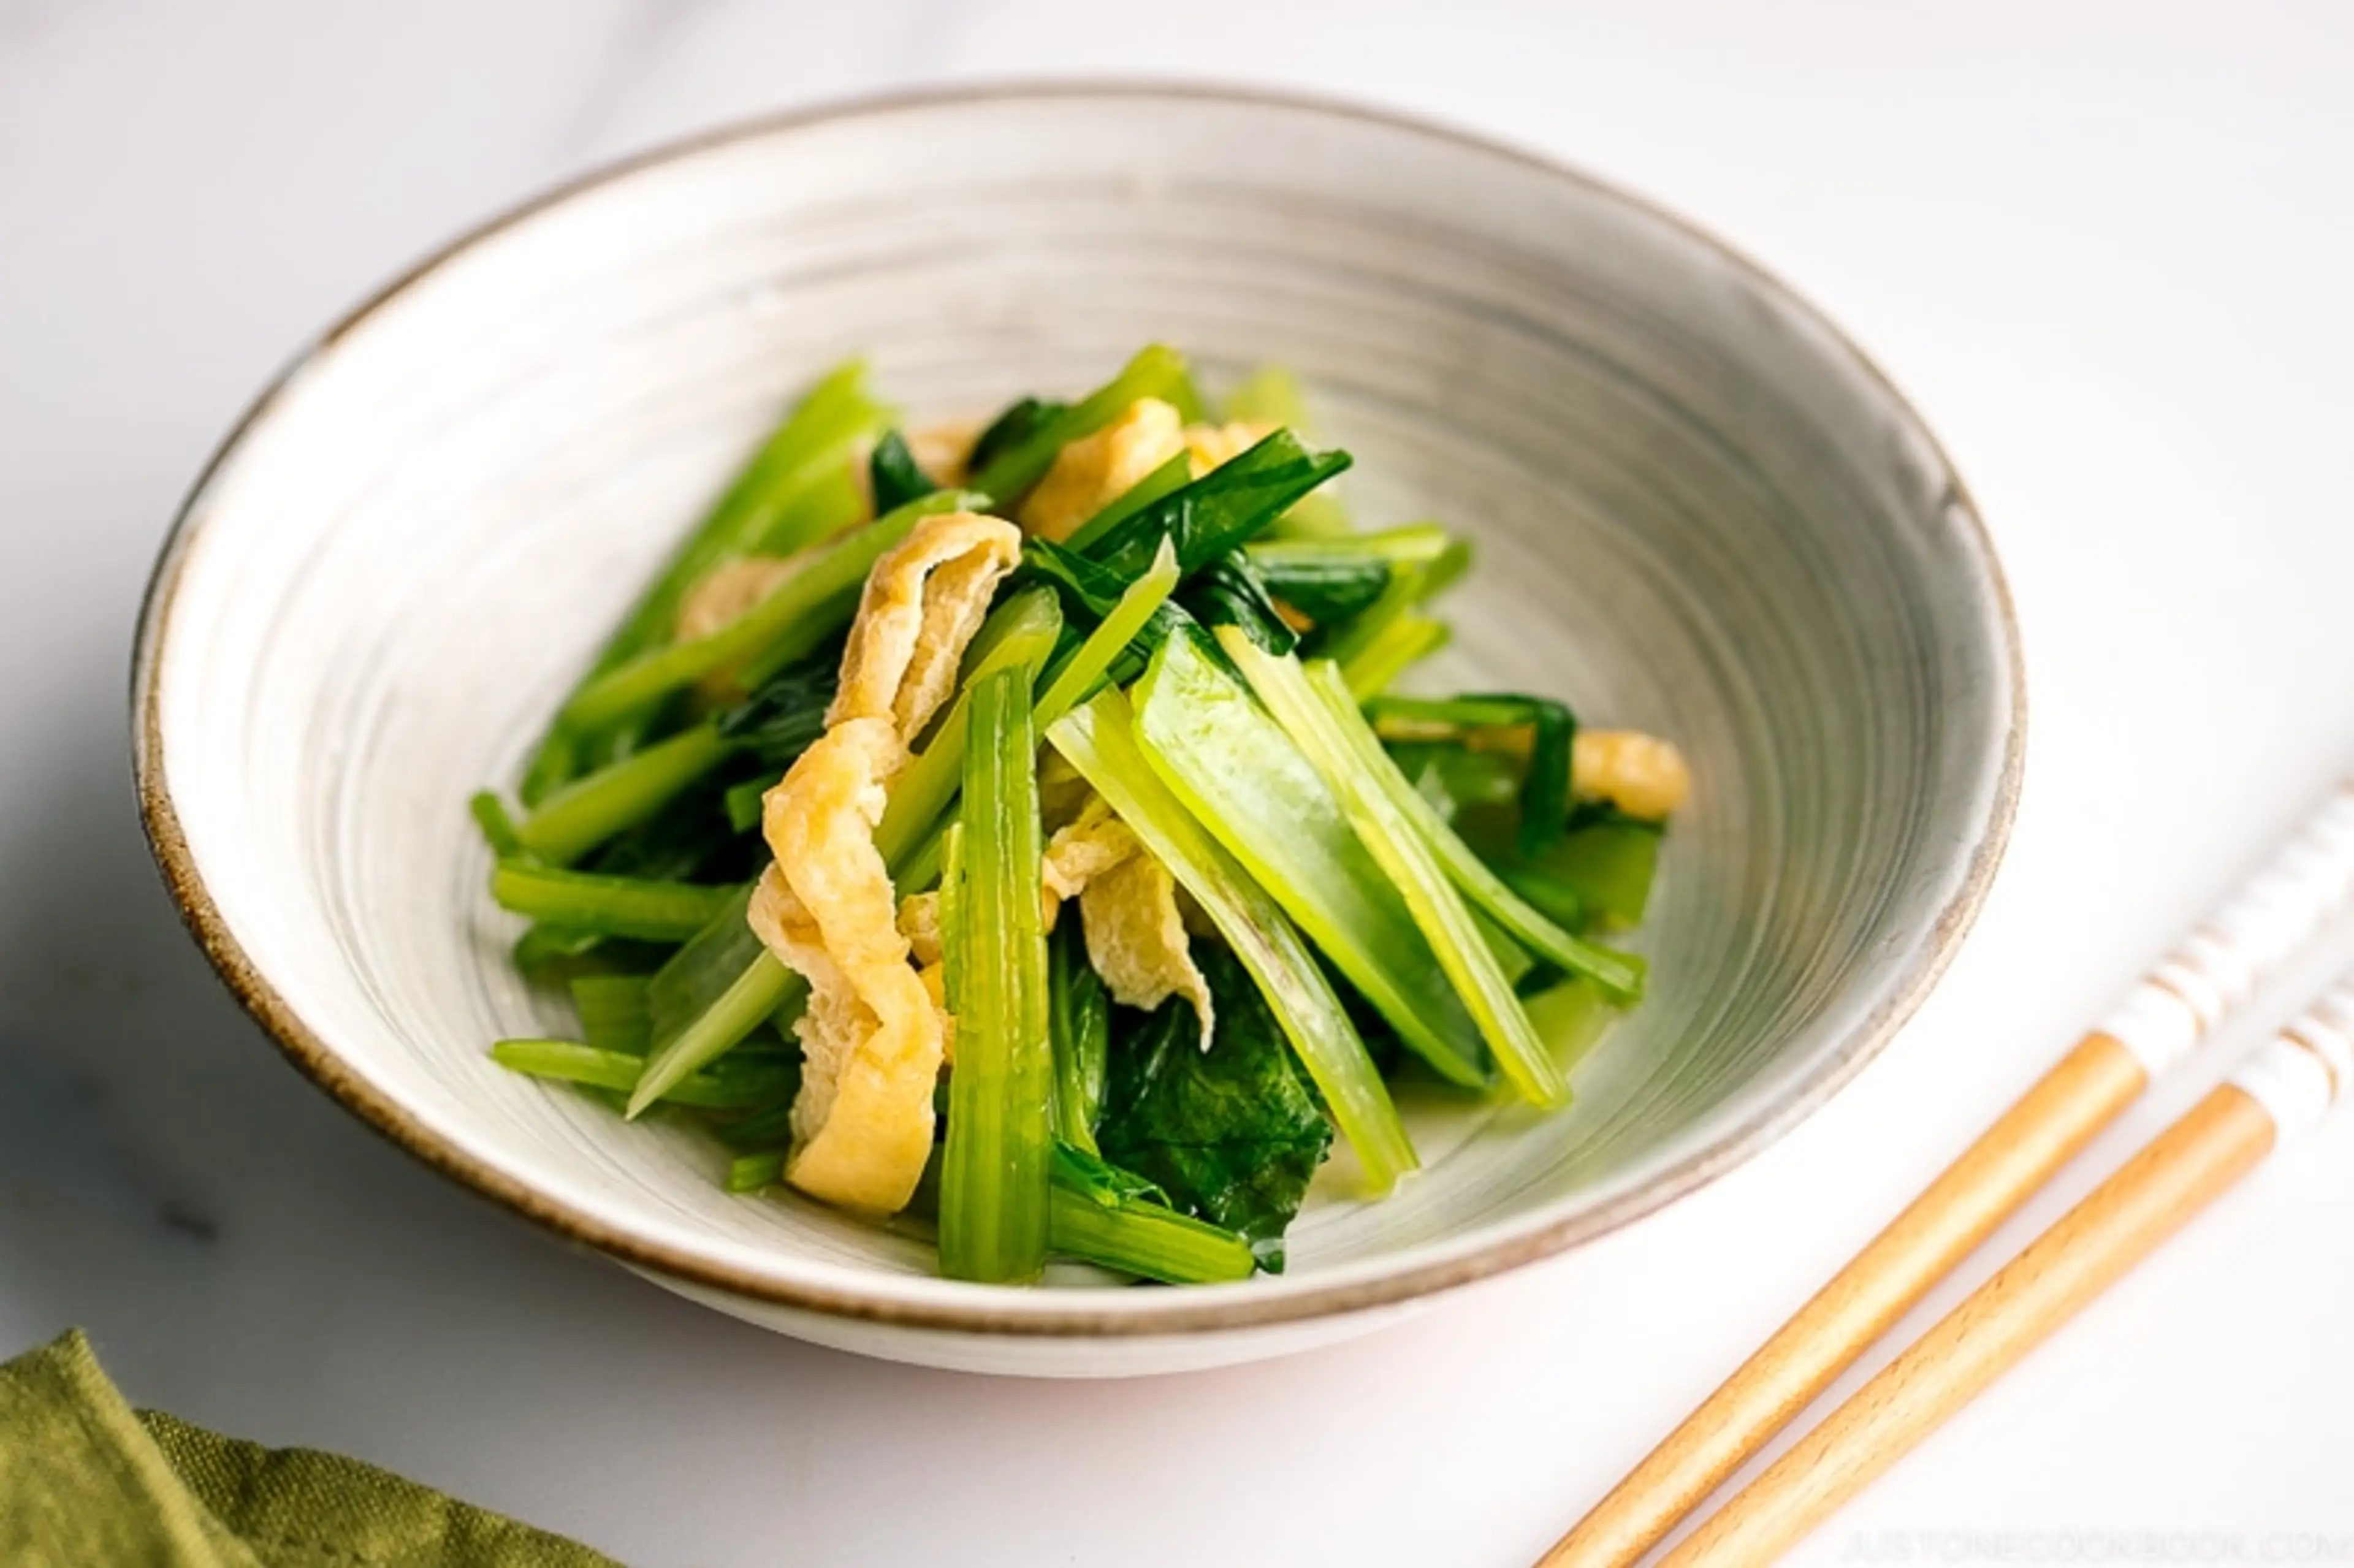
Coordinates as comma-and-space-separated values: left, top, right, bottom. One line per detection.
0, 1331, 618, 1568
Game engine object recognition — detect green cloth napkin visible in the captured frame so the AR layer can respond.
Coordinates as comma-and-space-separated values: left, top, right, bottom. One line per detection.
0, 1331, 618, 1568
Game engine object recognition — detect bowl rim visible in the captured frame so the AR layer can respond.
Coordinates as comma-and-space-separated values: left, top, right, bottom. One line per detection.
131, 78, 2025, 1339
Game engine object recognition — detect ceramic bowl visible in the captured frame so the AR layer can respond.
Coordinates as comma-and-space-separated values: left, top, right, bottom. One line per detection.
134, 85, 2021, 1377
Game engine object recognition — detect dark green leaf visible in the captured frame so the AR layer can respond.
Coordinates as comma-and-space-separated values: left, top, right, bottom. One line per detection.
1249, 554, 1390, 628
1081, 430, 1352, 583
1049, 1141, 1170, 1209
1099, 945, 1335, 1271
646, 885, 774, 1050
1364, 693, 1579, 858
1179, 552, 1298, 655
966, 395, 1067, 479
868, 429, 941, 514
1049, 921, 1111, 1152
715, 637, 844, 769
581, 765, 766, 884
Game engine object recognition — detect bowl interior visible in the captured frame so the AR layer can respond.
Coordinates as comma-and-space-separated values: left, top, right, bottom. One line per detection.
137, 88, 2017, 1333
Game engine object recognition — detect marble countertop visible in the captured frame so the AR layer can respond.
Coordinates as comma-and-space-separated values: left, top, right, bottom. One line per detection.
4, 2, 2351, 1562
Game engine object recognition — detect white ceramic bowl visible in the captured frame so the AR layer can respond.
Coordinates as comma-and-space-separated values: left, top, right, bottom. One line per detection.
134, 86, 2021, 1377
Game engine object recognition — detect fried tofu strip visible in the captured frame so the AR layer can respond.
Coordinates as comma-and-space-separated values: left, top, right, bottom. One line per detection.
1040, 797, 1214, 1046
748, 511, 1021, 1213
1017, 398, 1187, 542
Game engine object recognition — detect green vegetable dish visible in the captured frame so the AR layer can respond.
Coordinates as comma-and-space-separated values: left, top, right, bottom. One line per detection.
472, 347, 1691, 1286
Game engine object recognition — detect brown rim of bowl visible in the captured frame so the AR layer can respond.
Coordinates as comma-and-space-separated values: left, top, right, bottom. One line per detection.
131, 80, 2025, 1339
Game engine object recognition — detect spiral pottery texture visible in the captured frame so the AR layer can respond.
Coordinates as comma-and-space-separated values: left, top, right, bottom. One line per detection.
134, 86, 2021, 1376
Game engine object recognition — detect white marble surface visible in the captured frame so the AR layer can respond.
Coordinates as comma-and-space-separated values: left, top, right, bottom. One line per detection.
4, 1, 2352, 1561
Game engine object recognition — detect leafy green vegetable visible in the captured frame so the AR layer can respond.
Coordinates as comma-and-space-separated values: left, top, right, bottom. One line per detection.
939, 667, 1053, 1284
1337, 614, 1449, 698
563, 489, 981, 731
1046, 1184, 1257, 1284
750, 458, 867, 557
1179, 551, 1298, 655
1246, 553, 1388, 627
714, 1099, 796, 1151
625, 885, 806, 1117
1063, 451, 1192, 553
1046, 1141, 1257, 1284
1012, 536, 1119, 615
1081, 429, 1352, 584
476, 343, 1676, 1289
509, 924, 606, 975
1515, 812, 1664, 933
492, 1038, 792, 1109
490, 861, 740, 943
1521, 976, 1620, 1081
936, 820, 965, 1014
1129, 630, 1489, 1087
1391, 742, 1522, 821
630, 954, 801, 1119
1221, 634, 1571, 1107
1365, 692, 1576, 858
1245, 524, 1453, 629
964, 395, 1067, 482
1319, 576, 1436, 689
1099, 948, 1334, 1271
1045, 687, 1414, 1192
1051, 1140, 1169, 1208
1221, 366, 1353, 539
970, 346, 1194, 503
1286, 649, 1645, 1004
868, 429, 940, 513
870, 587, 1063, 870
723, 778, 767, 835
726, 1149, 787, 1193
470, 791, 525, 858
512, 721, 741, 866
581, 771, 762, 883
1048, 921, 1110, 1155
571, 973, 652, 1056
518, 359, 891, 801
715, 638, 842, 769
1032, 538, 1180, 729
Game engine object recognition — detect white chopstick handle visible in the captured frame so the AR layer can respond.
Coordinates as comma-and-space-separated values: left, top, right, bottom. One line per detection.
2100, 783, 2354, 1077
2231, 981, 2354, 1144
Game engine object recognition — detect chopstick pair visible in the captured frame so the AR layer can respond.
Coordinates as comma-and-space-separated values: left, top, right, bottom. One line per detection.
1543, 779, 2354, 1567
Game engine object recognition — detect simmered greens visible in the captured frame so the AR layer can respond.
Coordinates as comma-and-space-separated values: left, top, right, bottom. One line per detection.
473, 347, 1689, 1285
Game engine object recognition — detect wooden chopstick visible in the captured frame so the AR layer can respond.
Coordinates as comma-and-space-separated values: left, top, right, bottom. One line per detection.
1541, 781, 2354, 1568
1660, 981, 2354, 1564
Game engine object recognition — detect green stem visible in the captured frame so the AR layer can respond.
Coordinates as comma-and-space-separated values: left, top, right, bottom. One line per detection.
1063, 452, 1190, 553
492, 1039, 790, 1109
1048, 921, 1109, 1155
562, 489, 979, 733
623, 952, 802, 1119
1221, 633, 1569, 1108
1129, 630, 1490, 1087
1046, 688, 1415, 1192
1315, 664, 1644, 1000
1046, 1184, 1256, 1284
726, 1149, 788, 1193
939, 668, 1053, 1284
512, 722, 738, 866
1033, 537, 1179, 729
969, 344, 1192, 503
490, 862, 740, 942
872, 588, 1063, 869
519, 359, 889, 800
